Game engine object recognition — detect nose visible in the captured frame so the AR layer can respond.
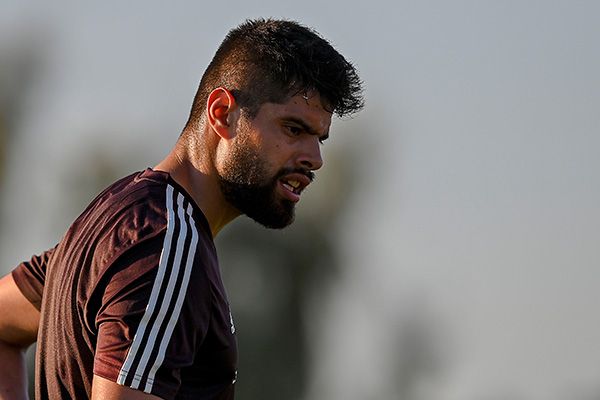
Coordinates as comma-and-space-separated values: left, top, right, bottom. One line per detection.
297, 136, 323, 171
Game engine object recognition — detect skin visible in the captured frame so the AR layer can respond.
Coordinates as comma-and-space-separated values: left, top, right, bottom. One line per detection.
215, 91, 329, 228
0, 87, 332, 399
0, 273, 39, 400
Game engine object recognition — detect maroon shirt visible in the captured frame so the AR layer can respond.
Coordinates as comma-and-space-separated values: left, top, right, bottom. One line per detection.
12, 169, 237, 399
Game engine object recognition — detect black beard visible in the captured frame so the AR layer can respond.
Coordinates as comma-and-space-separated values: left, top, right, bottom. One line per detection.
217, 131, 315, 229
218, 170, 296, 229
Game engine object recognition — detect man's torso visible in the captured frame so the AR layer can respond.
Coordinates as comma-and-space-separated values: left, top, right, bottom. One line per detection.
13, 169, 237, 399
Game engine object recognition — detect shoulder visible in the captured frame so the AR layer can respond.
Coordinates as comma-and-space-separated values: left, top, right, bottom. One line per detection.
90, 169, 214, 270
59, 170, 173, 268
96, 169, 172, 242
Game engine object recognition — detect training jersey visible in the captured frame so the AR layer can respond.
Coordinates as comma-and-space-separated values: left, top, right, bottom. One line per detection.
12, 168, 237, 399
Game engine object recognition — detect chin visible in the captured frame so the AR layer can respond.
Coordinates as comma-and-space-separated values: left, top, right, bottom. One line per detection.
248, 205, 296, 229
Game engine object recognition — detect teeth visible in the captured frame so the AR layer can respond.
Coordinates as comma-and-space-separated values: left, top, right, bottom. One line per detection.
281, 179, 303, 195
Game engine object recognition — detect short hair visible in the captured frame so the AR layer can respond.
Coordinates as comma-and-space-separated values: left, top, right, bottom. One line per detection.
185, 18, 364, 130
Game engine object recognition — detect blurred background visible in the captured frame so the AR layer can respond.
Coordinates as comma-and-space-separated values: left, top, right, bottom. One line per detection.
1, 1, 599, 399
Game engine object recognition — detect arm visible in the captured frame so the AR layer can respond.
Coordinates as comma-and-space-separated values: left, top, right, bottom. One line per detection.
0, 273, 39, 400
91, 375, 162, 400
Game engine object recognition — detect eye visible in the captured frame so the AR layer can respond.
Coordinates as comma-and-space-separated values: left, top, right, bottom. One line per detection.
285, 125, 302, 136
318, 134, 329, 145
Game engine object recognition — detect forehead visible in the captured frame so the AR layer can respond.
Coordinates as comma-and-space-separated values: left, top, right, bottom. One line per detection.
258, 92, 333, 133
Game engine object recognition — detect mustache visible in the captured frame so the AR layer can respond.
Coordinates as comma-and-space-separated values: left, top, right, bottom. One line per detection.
275, 167, 315, 182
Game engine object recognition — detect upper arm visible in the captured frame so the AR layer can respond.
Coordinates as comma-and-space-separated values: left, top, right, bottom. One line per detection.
92, 375, 163, 400
0, 272, 39, 347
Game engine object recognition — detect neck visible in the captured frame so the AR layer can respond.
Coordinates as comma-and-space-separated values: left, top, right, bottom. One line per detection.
154, 137, 240, 237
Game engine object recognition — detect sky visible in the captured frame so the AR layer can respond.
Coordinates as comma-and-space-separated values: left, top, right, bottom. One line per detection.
2, 1, 600, 399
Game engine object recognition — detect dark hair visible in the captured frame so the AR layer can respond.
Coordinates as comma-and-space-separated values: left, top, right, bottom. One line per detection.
185, 18, 363, 129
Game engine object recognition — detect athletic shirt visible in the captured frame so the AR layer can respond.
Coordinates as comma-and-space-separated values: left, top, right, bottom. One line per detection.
12, 169, 237, 399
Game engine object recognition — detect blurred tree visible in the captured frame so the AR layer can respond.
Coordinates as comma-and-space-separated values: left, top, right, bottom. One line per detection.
58, 138, 144, 227
217, 218, 337, 400
389, 303, 446, 400
0, 32, 45, 188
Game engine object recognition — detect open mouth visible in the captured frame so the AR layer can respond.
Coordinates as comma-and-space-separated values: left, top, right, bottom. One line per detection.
278, 173, 311, 202
281, 179, 302, 195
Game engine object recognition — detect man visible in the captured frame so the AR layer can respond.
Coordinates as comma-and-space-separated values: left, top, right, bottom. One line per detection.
0, 18, 363, 399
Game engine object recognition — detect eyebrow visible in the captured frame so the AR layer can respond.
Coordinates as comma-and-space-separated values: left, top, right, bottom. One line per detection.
283, 117, 330, 141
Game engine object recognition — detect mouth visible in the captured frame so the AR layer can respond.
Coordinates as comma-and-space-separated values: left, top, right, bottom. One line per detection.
282, 179, 302, 194
278, 173, 311, 202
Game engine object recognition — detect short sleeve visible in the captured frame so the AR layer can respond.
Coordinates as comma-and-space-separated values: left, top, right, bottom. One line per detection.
11, 246, 56, 310
92, 230, 212, 400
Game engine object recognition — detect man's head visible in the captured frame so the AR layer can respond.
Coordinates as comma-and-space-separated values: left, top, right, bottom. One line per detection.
213, 91, 331, 228
185, 19, 363, 229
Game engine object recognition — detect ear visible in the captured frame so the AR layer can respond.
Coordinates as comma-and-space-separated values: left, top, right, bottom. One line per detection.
206, 88, 238, 140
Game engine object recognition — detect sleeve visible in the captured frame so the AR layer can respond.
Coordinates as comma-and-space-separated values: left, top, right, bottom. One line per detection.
92, 229, 212, 400
11, 246, 56, 310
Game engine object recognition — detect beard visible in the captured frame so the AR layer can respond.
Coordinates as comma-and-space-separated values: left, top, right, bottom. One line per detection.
217, 140, 311, 229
